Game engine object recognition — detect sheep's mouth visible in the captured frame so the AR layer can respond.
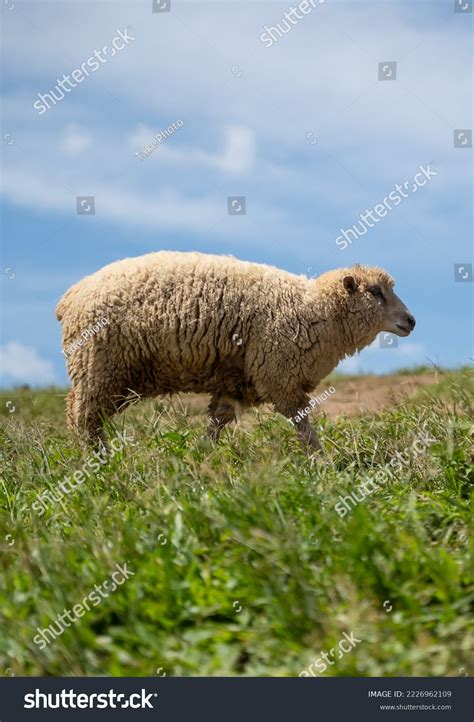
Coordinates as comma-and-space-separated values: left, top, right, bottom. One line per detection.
396, 323, 411, 336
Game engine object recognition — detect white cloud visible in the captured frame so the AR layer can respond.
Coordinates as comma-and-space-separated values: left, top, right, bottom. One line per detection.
130, 123, 255, 173
0, 342, 57, 386
213, 126, 255, 173
0, 164, 303, 245
59, 124, 93, 156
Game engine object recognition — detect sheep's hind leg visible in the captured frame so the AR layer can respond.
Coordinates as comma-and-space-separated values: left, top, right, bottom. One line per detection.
67, 381, 117, 448
207, 396, 237, 442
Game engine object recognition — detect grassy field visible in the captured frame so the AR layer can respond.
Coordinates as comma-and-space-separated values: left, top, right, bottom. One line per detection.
0, 369, 472, 677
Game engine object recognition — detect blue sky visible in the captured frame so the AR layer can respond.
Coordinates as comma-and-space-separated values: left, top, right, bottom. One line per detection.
0, 0, 472, 386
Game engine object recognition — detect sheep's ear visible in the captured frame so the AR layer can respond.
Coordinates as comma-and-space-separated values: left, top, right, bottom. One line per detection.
343, 275, 358, 294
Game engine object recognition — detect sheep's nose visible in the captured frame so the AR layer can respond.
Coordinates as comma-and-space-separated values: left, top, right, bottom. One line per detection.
406, 314, 416, 330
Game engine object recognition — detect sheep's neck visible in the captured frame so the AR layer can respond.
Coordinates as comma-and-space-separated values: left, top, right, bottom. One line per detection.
302, 296, 378, 379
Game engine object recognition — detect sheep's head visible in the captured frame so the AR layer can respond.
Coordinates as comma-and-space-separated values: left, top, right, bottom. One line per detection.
315, 265, 416, 351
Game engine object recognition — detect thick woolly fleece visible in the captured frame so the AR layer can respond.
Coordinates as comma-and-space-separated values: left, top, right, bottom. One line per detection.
56, 251, 394, 445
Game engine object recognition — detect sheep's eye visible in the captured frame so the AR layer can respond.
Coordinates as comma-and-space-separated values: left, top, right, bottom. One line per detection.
369, 285, 385, 301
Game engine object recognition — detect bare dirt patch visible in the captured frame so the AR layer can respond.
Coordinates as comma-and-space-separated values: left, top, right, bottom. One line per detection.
322, 372, 440, 418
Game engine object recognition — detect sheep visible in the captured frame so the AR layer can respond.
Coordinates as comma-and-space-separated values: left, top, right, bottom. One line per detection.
56, 251, 415, 452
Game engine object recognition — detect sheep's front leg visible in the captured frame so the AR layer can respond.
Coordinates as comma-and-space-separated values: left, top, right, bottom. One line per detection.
292, 416, 321, 453
207, 396, 237, 442
273, 395, 322, 456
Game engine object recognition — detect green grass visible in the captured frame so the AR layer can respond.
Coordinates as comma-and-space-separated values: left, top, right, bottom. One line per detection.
0, 370, 472, 677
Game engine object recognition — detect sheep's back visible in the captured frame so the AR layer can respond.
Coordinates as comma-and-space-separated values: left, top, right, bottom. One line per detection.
57, 252, 308, 387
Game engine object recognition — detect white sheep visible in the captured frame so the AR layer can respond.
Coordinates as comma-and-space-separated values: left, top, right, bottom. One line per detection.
56, 252, 415, 450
